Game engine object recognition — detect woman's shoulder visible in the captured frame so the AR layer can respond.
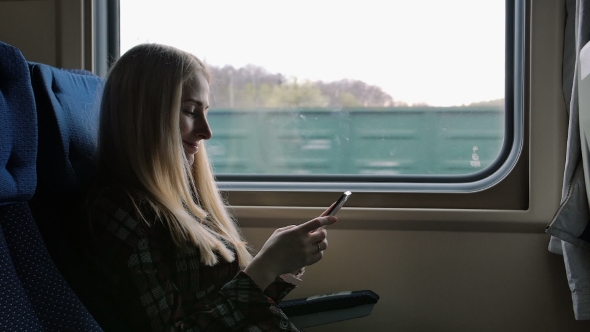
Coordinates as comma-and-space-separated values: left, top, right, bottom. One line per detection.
88, 184, 158, 235
90, 184, 138, 211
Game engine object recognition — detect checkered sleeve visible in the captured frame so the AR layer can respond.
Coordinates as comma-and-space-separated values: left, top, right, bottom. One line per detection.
264, 277, 297, 303
128, 240, 301, 331
92, 194, 301, 332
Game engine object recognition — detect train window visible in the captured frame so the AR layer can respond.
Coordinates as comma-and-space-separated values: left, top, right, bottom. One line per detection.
119, 0, 523, 193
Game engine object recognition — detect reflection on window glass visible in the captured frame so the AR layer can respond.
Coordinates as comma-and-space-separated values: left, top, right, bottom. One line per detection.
121, 0, 506, 176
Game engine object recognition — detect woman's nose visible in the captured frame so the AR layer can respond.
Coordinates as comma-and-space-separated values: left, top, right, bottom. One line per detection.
194, 118, 212, 140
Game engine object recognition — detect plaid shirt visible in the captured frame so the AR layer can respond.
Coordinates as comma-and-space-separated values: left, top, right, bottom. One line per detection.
88, 188, 300, 331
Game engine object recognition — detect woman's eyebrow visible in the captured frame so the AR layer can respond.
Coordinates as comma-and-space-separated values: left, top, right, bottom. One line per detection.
183, 98, 203, 106
183, 98, 209, 109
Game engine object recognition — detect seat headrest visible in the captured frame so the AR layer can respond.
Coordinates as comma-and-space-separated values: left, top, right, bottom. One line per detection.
28, 62, 104, 196
0, 42, 37, 204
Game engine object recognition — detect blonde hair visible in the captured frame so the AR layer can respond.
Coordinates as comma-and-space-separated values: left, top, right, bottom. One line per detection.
96, 43, 252, 267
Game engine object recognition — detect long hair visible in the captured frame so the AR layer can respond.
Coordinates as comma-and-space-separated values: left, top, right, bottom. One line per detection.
96, 43, 251, 267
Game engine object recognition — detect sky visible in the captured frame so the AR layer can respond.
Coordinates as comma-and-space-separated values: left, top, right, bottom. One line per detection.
120, 0, 505, 107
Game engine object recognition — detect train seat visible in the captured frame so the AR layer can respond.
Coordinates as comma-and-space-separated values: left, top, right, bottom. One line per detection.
0, 40, 103, 331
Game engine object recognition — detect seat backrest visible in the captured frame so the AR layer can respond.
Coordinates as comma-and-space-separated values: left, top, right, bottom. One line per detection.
27, 60, 103, 296
0, 40, 103, 331
26, 59, 130, 330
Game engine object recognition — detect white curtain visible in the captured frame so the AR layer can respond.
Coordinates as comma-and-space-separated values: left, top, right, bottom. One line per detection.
547, 0, 590, 320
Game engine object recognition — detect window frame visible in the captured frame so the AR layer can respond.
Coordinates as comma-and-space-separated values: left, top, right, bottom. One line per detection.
224, 0, 562, 223
109, 0, 566, 231
211, 0, 523, 194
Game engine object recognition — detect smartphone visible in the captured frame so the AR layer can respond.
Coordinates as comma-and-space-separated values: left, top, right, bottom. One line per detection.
325, 191, 352, 216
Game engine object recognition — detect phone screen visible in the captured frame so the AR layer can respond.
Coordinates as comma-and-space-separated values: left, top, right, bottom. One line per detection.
326, 191, 352, 216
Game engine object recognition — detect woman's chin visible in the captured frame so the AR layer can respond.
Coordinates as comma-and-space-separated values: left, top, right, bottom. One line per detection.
185, 152, 195, 165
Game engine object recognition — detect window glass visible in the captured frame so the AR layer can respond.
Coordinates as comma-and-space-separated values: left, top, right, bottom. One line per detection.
120, 0, 508, 178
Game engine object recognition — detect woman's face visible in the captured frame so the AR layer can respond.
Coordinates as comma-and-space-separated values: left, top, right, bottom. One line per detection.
180, 71, 212, 165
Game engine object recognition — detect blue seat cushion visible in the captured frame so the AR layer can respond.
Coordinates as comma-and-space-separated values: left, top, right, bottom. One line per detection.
27, 62, 109, 330
0, 214, 43, 331
27, 62, 104, 264
0, 42, 37, 204
28, 62, 104, 196
0, 203, 102, 331
0, 42, 103, 331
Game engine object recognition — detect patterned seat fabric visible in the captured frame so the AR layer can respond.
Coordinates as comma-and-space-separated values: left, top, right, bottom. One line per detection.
0, 208, 43, 332
0, 41, 103, 331
0, 203, 103, 331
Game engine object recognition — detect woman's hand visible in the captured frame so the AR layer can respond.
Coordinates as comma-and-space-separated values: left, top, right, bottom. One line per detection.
275, 204, 337, 277
244, 213, 337, 290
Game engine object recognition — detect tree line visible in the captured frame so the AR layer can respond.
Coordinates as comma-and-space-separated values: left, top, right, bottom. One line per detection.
207, 64, 406, 109
207, 63, 504, 109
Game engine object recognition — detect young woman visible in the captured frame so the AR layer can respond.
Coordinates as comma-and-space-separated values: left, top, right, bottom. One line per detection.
86, 43, 337, 331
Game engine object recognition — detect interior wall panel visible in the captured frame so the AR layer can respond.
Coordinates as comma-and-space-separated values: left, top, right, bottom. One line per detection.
242, 228, 590, 331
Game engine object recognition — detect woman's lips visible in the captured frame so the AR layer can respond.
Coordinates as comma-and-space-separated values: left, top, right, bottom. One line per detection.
183, 140, 199, 154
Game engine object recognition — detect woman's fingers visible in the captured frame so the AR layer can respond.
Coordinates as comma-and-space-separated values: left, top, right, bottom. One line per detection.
258, 217, 335, 274
305, 239, 329, 265
320, 202, 336, 217
312, 239, 328, 254
308, 228, 327, 243
298, 216, 337, 233
275, 225, 296, 233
